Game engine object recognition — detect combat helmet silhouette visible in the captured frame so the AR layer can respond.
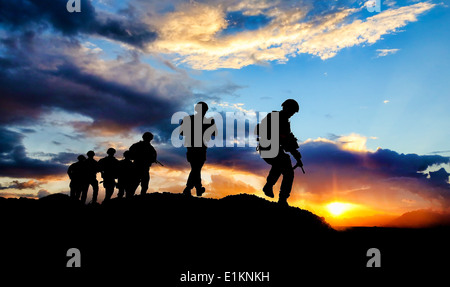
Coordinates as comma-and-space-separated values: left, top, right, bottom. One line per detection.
83, 150, 99, 204
256, 99, 304, 206
98, 148, 120, 202
181, 101, 217, 197
129, 132, 157, 195
67, 155, 87, 201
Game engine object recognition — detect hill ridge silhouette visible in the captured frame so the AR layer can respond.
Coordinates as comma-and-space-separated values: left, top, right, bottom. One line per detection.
2, 192, 450, 275
0, 192, 332, 229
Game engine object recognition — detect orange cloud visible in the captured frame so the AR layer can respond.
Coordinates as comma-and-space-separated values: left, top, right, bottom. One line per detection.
149, 2, 435, 69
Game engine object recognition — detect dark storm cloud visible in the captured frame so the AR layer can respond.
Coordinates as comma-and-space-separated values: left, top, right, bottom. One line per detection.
47, 61, 176, 128
0, 128, 23, 154
0, 128, 67, 178
0, 145, 67, 178
0, 32, 189, 134
299, 140, 450, 179
185, 138, 450, 205
0, 23, 193, 178
0, 180, 41, 190
296, 141, 450, 206
0, 0, 157, 48
51, 152, 80, 165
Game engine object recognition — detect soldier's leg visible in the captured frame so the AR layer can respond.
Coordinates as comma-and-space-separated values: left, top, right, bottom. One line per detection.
69, 182, 76, 199
266, 165, 282, 187
127, 181, 138, 198
76, 182, 86, 201
186, 161, 198, 188
185, 151, 197, 191
195, 159, 206, 196
117, 178, 124, 199
279, 154, 294, 203
104, 188, 111, 201
103, 179, 114, 201
195, 159, 205, 189
140, 170, 150, 195
263, 158, 281, 198
92, 179, 99, 203
125, 184, 132, 198
75, 186, 82, 200
80, 185, 88, 204
117, 187, 124, 199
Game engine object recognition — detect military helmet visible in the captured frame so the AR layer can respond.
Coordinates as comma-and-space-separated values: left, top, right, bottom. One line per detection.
87, 150, 95, 157
107, 148, 116, 155
281, 99, 299, 113
195, 101, 208, 114
142, 132, 153, 141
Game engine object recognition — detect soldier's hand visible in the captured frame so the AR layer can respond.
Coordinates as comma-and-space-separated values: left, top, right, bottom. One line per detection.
293, 159, 305, 174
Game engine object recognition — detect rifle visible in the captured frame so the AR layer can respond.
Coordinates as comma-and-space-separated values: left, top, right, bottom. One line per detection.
293, 160, 306, 174
155, 160, 164, 167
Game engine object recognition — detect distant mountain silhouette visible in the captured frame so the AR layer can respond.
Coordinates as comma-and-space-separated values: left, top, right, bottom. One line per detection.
328, 214, 397, 228
385, 209, 450, 228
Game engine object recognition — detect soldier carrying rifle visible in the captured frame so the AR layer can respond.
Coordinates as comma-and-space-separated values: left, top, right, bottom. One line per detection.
255, 99, 305, 206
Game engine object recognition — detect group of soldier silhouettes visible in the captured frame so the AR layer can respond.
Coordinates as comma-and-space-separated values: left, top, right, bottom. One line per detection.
67, 132, 157, 204
67, 100, 303, 206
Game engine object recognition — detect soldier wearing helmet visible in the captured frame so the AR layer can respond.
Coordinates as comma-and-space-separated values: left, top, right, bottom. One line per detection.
180, 101, 217, 197
117, 150, 140, 199
129, 132, 157, 195
67, 155, 88, 201
256, 99, 303, 206
83, 150, 100, 204
98, 148, 120, 201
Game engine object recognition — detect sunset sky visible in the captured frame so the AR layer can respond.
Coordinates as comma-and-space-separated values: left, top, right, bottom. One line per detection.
0, 0, 449, 227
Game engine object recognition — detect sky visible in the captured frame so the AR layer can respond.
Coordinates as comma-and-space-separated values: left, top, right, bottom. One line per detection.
0, 0, 449, 227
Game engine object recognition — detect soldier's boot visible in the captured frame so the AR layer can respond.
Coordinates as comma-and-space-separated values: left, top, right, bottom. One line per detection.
196, 186, 205, 197
183, 187, 192, 197
262, 184, 274, 198
278, 196, 289, 207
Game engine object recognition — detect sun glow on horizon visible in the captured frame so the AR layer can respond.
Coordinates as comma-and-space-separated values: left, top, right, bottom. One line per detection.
326, 202, 354, 217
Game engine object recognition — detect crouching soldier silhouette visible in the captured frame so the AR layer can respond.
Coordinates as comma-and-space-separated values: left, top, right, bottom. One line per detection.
67, 155, 88, 200
83, 150, 99, 204
180, 102, 217, 197
129, 132, 157, 196
98, 148, 120, 201
256, 99, 304, 206
117, 150, 140, 199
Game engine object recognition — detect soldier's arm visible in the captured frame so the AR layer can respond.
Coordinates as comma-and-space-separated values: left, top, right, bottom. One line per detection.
128, 143, 137, 160
67, 165, 73, 179
97, 159, 103, 172
180, 119, 184, 136
152, 146, 157, 162
284, 133, 302, 162
210, 118, 217, 137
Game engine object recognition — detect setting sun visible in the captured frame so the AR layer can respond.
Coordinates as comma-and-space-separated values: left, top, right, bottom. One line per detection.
326, 202, 353, 217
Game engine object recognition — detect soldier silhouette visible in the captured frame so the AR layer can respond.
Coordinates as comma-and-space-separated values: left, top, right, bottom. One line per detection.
256, 99, 303, 206
181, 102, 217, 197
129, 132, 157, 196
98, 148, 120, 201
83, 150, 99, 204
117, 150, 139, 199
67, 155, 88, 201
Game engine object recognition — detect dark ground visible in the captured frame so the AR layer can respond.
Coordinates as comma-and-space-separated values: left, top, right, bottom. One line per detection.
1, 193, 449, 283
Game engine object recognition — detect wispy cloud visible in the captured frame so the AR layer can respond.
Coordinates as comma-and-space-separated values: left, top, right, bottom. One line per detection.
376, 48, 400, 57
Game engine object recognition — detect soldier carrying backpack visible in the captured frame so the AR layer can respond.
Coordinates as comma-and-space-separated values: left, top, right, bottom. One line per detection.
129, 132, 157, 196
